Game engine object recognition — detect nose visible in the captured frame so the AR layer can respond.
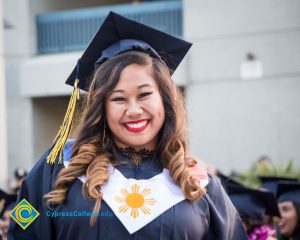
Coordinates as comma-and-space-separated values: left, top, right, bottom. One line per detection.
125, 100, 143, 117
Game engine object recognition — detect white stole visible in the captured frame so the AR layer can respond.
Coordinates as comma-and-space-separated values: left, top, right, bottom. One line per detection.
63, 160, 208, 234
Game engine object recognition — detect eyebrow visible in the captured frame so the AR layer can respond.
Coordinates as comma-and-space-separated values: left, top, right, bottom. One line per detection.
110, 83, 152, 94
138, 83, 152, 89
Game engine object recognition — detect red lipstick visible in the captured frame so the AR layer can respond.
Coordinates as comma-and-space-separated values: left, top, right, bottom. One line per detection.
123, 119, 150, 133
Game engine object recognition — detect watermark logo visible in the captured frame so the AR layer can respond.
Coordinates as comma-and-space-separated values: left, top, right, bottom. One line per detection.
10, 199, 40, 230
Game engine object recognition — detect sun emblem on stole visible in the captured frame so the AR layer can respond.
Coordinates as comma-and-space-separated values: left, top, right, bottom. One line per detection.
114, 184, 156, 219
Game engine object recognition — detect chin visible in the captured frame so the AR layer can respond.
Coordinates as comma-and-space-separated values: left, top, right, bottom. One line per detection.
127, 142, 150, 149
280, 229, 290, 237
124, 137, 153, 145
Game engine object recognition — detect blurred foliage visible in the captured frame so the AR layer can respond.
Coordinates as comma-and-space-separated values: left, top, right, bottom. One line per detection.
232, 157, 300, 189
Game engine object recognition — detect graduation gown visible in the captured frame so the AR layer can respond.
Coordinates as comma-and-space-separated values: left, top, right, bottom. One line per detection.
9, 141, 247, 240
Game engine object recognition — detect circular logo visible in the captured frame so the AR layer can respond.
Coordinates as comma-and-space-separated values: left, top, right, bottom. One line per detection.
15, 204, 34, 223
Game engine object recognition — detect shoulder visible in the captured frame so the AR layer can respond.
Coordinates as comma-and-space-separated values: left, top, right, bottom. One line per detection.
193, 173, 231, 211
24, 147, 54, 182
201, 173, 243, 226
206, 173, 224, 191
204, 173, 230, 202
200, 174, 248, 239
22, 140, 75, 191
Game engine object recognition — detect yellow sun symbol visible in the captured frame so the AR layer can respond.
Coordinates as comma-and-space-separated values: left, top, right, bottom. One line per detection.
115, 184, 156, 219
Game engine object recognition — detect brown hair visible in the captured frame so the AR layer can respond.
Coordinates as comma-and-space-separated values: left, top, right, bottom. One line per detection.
45, 51, 206, 225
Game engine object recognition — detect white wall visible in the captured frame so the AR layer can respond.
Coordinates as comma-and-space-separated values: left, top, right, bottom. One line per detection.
0, 0, 8, 190
184, 0, 300, 173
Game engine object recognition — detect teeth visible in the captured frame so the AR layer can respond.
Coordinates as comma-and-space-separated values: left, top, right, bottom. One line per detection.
126, 121, 147, 129
278, 221, 284, 227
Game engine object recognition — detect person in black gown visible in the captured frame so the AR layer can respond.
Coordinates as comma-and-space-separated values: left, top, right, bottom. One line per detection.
8, 12, 247, 240
222, 180, 280, 239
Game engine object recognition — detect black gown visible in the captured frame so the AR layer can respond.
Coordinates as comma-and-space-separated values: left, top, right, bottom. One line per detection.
8, 141, 247, 240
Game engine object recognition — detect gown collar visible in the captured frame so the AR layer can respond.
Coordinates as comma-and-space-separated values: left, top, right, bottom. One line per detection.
111, 144, 157, 166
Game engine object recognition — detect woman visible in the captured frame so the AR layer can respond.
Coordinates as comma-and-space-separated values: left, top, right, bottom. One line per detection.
277, 182, 300, 240
9, 12, 247, 239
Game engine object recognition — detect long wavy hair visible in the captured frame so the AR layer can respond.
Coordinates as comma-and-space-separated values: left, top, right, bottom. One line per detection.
45, 51, 206, 225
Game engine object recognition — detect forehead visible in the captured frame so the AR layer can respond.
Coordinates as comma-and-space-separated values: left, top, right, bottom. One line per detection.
113, 64, 158, 90
279, 201, 294, 208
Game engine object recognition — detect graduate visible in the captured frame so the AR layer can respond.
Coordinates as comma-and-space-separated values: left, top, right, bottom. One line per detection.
9, 12, 247, 240
276, 182, 300, 240
223, 182, 280, 239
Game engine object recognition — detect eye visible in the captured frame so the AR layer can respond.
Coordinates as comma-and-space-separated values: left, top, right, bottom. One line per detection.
281, 206, 291, 212
138, 92, 153, 99
111, 97, 126, 102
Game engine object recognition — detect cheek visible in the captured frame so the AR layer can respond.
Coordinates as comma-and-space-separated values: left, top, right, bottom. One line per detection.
283, 211, 297, 231
146, 100, 165, 122
153, 95, 165, 117
106, 103, 123, 125
282, 211, 293, 222
290, 210, 298, 224
158, 101, 166, 123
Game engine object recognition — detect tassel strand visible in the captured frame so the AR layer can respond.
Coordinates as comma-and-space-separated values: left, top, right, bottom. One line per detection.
47, 79, 80, 164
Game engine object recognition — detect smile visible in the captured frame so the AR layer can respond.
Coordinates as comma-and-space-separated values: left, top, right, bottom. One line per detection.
123, 119, 150, 133
278, 221, 285, 228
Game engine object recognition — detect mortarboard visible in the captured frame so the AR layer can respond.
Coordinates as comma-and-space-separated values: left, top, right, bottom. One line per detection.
0, 189, 17, 218
66, 11, 192, 91
224, 183, 280, 221
47, 11, 192, 165
259, 176, 298, 195
277, 182, 300, 204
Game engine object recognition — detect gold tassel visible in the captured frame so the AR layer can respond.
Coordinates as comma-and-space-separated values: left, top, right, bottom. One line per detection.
47, 79, 80, 164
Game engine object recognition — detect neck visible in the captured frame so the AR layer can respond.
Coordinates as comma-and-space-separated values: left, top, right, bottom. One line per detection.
113, 143, 156, 165
113, 139, 157, 152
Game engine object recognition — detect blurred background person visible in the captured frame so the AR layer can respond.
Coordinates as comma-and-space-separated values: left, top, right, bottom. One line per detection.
276, 182, 300, 240
223, 180, 280, 239
0, 203, 15, 240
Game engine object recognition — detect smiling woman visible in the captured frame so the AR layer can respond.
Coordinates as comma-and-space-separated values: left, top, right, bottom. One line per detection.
9, 12, 248, 240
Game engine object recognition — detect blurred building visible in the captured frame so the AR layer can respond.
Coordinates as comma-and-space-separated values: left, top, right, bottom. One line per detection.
2, 0, 300, 181
1, 0, 8, 189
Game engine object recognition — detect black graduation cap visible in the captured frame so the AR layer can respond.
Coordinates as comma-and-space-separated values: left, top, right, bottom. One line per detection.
0, 189, 17, 218
224, 183, 280, 221
259, 176, 298, 195
277, 182, 300, 204
65, 11, 192, 91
